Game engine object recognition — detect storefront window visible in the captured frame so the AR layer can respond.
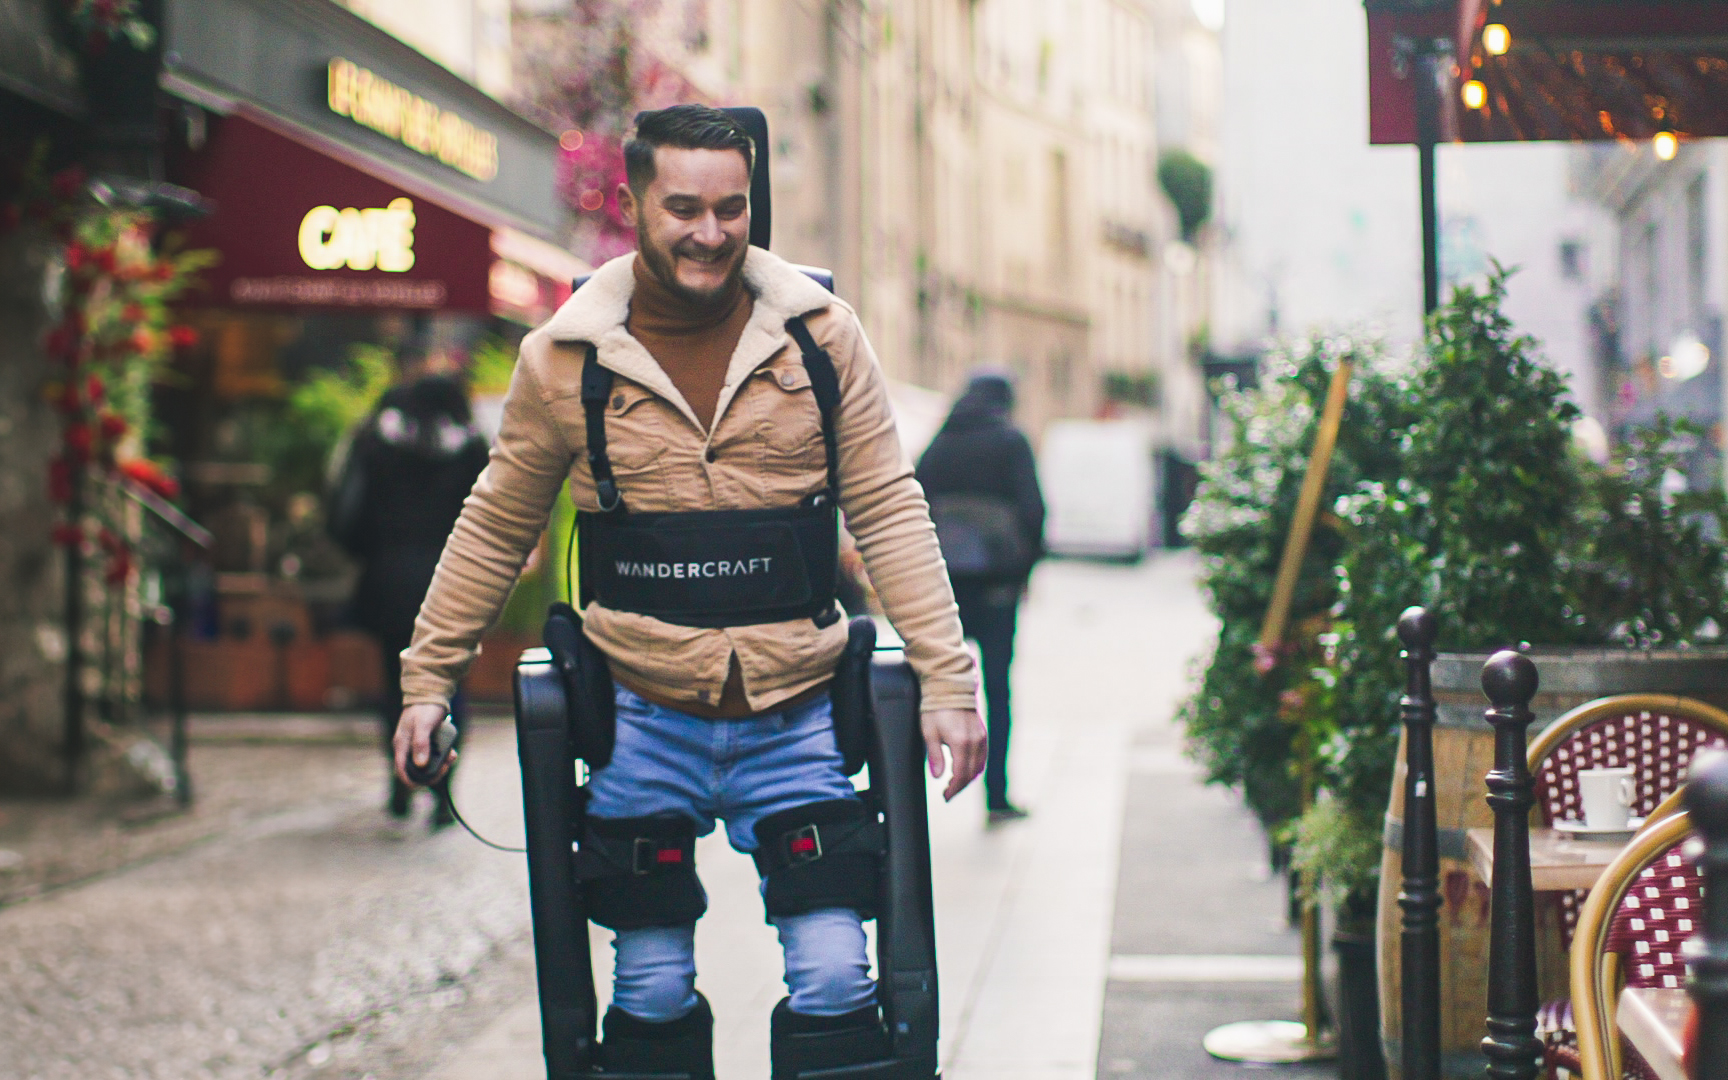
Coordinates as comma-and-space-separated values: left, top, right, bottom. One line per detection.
152, 309, 531, 646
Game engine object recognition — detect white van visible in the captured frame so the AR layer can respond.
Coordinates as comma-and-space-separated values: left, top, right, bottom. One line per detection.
1039, 419, 1156, 559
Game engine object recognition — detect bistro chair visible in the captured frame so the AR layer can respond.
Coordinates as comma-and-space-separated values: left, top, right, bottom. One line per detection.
1529, 694, 1728, 943
1524, 696, 1727, 1079
1637, 786, 1690, 835
1556, 812, 1701, 1080
1531, 694, 1728, 824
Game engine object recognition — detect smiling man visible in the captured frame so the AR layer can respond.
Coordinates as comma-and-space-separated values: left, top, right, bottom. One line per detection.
393, 105, 983, 1078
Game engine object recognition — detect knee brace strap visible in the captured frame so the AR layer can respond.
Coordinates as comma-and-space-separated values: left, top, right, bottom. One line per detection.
576, 814, 707, 930
752, 799, 884, 920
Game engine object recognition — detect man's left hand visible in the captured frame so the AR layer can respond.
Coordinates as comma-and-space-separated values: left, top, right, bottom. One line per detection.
922, 708, 988, 801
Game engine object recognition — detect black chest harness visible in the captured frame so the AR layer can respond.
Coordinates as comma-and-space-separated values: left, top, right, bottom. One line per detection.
575, 316, 843, 629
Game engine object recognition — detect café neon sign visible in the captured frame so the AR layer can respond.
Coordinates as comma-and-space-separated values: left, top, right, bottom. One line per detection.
298, 198, 417, 272
326, 58, 499, 182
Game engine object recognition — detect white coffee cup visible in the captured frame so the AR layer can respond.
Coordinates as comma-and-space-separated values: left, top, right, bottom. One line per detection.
1577, 766, 1637, 830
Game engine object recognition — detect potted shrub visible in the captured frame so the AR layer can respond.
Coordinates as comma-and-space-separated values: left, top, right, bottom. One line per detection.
1181, 334, 1412, 838
1181, 332, 1412, 1076
1329, 273, 1728, 1078
1322, 269, 1593, 1079
1184, 269, 1728, 1079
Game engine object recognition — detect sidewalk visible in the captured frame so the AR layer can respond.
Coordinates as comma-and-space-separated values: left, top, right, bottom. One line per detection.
0, 714, 535, 1080
1, 553, 1293, 1080
0, 711, 397, 909
428, 554, 1212, 1080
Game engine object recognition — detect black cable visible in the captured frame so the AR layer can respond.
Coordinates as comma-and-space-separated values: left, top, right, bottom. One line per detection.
433, 783, 526, 853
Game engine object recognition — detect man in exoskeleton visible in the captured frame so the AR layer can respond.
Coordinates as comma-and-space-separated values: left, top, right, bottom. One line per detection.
393, 105, 985, 1078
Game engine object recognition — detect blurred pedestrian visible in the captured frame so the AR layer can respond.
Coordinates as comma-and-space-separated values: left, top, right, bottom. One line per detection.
917, 372, 1045, 822
330, 355, 489, 827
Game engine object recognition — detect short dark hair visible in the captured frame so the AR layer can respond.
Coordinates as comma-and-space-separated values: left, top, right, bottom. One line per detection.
624, 105, 755, 196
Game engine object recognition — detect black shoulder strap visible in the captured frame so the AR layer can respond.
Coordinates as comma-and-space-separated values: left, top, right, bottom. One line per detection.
580, 345, 622, 512
785, 316, 841, 497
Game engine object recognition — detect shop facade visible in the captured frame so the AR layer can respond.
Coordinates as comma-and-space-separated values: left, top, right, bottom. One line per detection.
144, 0, 579, 709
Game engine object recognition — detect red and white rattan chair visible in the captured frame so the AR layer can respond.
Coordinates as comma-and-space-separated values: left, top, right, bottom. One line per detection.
1527, 695, 1728, 1079
1551, 812, 1703, 1080
1530, 695, 1728, 945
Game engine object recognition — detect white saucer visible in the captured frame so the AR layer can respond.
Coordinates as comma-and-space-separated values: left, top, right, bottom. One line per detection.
1554, 818, 1643, 842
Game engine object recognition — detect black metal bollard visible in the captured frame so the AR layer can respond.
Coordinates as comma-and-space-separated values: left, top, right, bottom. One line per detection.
1686, 751, 1728, 1080
1397, 607, 1441, 1080
1480, 651, 1542, 1080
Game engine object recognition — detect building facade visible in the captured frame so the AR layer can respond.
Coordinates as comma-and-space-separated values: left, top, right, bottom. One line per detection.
1213, 0, 1623, 445
1574, 139, 1727, 479
0, 0, 579, 788
335, 0, 515, 98
348, 0, 1219, 450
580, 0, 1217, 451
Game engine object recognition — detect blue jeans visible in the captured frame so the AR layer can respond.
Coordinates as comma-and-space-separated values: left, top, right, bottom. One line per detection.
585, 686, 877, 1022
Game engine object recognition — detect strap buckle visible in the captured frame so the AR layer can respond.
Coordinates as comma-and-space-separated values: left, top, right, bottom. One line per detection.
595, 476, 621, 513
781, 824, 823, 865
633, 837, 686, 874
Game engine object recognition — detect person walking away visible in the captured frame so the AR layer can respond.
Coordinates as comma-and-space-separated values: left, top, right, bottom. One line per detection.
330, 365, 488, 827
391, 105, 985, 1078
916, 372, 1045, 823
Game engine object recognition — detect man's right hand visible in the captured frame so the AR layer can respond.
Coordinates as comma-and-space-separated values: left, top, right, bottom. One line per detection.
394, 703, 456, 786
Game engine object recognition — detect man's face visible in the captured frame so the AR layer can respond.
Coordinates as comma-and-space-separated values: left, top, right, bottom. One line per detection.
618, 146, 751, 304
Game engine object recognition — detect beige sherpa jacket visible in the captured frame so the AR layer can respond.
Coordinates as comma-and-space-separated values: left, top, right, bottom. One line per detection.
400, 247, 978, 715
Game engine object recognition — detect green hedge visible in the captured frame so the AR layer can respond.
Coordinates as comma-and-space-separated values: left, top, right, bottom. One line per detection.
1181, 269, 1728, 906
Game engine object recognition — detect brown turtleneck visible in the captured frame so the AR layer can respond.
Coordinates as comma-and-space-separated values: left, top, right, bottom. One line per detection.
621, 254, 795, 718
625, 254, 753, 431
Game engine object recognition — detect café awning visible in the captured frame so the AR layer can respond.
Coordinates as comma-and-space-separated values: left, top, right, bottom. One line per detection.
172, 112, 495, 312
171, 112, 586, 317
1367, 0, 1728, 146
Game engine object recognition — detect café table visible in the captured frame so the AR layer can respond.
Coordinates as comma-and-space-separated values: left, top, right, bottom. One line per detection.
1465, 826, 1630, 891
1617, 986, 1689, 1080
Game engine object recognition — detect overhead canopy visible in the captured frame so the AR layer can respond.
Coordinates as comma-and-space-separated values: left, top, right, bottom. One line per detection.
162, 0, 564, 238
1367, 0, 1728, 145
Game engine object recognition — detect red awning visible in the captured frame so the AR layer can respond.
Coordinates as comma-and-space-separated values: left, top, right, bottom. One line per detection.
1368, 1, 1728, 145
170, 112, 494, 312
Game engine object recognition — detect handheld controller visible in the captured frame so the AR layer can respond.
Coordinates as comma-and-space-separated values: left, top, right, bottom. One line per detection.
405, 715, 458, 787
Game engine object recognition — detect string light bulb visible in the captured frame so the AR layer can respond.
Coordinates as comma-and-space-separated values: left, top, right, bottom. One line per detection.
1483, 24, 1511, 56
1461, 80, 1488, 110
1653, 131, 1679, 160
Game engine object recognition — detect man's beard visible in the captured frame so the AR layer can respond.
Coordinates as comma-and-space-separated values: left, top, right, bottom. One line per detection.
637, 225, 746, 308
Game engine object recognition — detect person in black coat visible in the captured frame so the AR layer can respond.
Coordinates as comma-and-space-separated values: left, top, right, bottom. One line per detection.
916, 372, 1045, 821
331, 370, 489, 826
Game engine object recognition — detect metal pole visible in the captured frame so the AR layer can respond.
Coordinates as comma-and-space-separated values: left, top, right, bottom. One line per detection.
1297, 739, 1331, 1046
62, 471, 84, 794
1417, 144, 1439, 317
169, 555, 192, 806
1414, 50, 1443, 317
1258, 359, 1354, 648
1686, 752, 1728, 1080
1480, 651, 1541, 1080
1202, 363, 1351, 1066
119, 480, 210, 805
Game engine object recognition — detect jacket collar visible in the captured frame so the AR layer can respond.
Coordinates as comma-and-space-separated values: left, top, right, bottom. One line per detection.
538, 247, 836, 431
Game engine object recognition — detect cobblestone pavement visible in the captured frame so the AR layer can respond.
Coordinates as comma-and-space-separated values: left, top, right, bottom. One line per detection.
0, 553, 1317, 1080
0, 716, 382, 908
0, 717, 538, 1080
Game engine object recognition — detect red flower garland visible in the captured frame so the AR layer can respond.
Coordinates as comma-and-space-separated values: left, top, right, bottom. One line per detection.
7, 154, 213, 584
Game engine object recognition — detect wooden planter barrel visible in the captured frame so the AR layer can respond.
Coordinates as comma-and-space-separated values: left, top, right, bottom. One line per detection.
1377, 647, 1728, 1079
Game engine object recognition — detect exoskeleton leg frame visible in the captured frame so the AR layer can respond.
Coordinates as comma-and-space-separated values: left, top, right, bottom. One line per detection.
513, 617, 941, 1080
